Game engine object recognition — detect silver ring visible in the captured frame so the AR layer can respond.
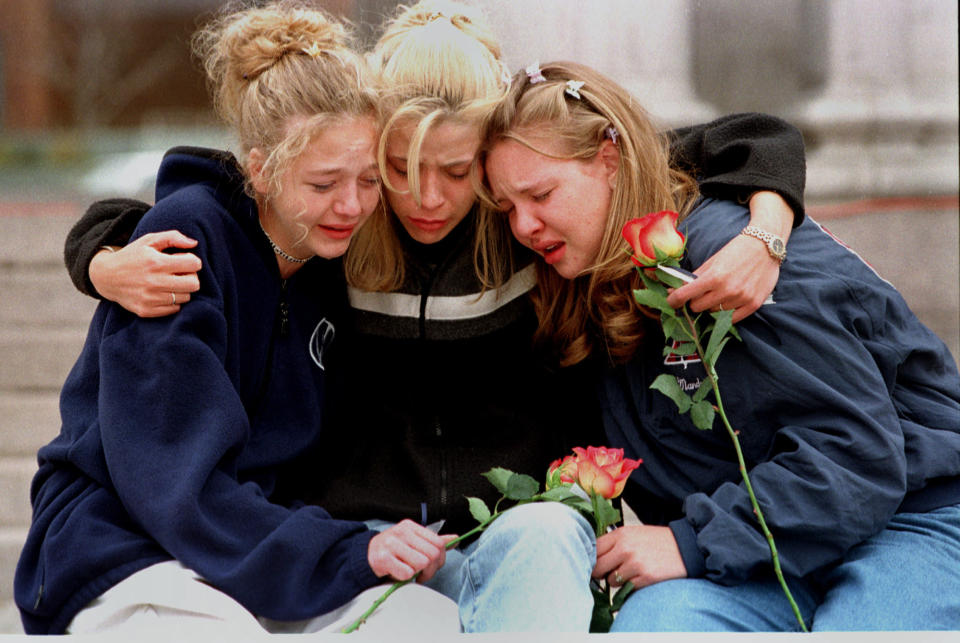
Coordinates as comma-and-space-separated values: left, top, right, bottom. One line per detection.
171, 292, 177, 306
614, 572, 624, 585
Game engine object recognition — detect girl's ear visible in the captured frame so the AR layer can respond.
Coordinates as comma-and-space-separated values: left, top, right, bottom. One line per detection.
247, 148, 269, 196
598, 139, 620, 189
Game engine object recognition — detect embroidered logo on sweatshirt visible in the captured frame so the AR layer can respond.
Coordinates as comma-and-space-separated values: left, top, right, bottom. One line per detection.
664, 339, 706, 394
309, 318, 335, 370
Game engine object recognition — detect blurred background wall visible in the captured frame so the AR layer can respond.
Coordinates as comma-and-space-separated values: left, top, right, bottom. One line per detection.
0, 0, 957, 633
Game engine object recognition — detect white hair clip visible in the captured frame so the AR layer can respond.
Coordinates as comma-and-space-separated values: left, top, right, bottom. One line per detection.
302, 42, 324, 58
525, 61, 546, 84
565, 80, 585, 99
605, 126, 619, 144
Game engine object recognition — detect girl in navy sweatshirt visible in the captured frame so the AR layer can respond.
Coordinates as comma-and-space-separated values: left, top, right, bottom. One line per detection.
15, 3, 459, 635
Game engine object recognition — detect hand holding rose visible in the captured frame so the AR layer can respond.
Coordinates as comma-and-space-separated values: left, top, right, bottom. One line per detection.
594, 525, 687, 589
367, 520, 457, 583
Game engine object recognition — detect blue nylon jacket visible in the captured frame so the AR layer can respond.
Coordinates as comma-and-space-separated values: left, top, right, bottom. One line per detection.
15, 148, 378, 634
600, 198, 960, 585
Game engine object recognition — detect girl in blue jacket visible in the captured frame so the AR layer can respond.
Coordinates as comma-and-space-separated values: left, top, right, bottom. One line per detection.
482, 60, 960, 630
14, 3, 459, 635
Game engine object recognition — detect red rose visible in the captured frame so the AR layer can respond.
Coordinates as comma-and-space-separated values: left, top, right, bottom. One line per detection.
570, 446, 642, 499
622, 210, 686, 267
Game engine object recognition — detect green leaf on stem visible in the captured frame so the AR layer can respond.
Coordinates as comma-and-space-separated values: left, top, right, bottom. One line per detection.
593, 496, 622, 533
505, 473, 540, 500
705, 309, 735, 363
651, 373, 692, 414
690, 399, 716, 430
663, 341, 697, 357
692, 380, 712, 403
633, 288, 673, 316
589, 583, 615, 633
638, 271, 669, 298
707, 337, 731, 368
561, 496, 596, 517
537, 486, 579, 502
466, 496, 491, 524
660, 314, 684, 342
481, 467, 515, 495
610, 581, 636, 612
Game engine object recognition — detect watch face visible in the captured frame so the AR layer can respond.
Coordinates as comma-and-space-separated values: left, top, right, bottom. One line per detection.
772, 239, 786, 256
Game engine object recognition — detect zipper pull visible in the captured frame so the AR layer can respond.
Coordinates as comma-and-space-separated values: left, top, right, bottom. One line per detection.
279, 280, 290, 337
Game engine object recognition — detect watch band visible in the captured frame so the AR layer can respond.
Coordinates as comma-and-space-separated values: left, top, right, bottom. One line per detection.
740, 226, 786, 263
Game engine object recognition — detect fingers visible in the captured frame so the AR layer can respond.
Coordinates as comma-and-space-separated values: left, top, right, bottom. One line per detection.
367, 520, 452, 582
592, 531, 624, 581
141, 229, 199, 252
592, 526, 688, 590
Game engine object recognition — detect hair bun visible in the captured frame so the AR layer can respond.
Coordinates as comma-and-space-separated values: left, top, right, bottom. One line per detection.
210, 4, 349, 84
404, 0, 478, 31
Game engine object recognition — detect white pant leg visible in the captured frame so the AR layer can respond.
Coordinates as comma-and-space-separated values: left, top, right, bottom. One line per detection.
261, 583, 461, 634
67, 560, 264, 635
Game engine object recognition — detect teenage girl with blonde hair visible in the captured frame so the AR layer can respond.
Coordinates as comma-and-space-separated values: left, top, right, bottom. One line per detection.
15, 2, 459, 635
483, 59, 960, 632
60, 0, 809, 631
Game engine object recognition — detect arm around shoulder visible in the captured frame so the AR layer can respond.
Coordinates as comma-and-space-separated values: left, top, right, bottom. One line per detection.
65, 198, 152, 297
669, 112, 807, 225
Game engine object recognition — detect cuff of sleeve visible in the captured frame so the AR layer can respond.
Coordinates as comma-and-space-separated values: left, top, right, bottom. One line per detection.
669, 517, 707, 578
349, 529, 381, 588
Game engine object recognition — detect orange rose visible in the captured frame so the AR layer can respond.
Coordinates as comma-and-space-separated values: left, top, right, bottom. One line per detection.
622, 210, 686, 267
571, 446, 642, 499
546, 454, 578, 490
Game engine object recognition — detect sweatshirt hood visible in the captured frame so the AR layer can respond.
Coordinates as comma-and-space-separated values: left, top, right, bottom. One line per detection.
155, 146, 252, 218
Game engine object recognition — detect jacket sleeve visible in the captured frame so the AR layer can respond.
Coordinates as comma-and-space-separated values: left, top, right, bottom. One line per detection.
96, 198, 379, 620
665, 200, 923, 583
64, 198, 151, 298
668, 113, 807, 225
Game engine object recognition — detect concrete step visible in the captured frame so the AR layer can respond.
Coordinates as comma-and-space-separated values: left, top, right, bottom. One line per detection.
0, 598, 22, 634
0, 328, 89, 391
0, 458, 36, 529
0, 210, 82, 266
0, 264, 97, 328
0, 527, 27, 606
0, 392, 61, 458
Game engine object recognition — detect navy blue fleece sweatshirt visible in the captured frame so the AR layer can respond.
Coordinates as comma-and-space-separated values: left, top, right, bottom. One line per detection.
15, 148, 377, 634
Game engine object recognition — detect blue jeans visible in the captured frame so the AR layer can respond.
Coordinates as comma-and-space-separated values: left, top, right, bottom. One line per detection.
423, 503, 597, 632
611, 503, 960, 631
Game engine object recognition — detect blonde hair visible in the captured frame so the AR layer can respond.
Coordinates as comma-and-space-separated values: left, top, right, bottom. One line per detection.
192, 0, 378, 201
345, 0, 512, 292
481, 61, 700, 366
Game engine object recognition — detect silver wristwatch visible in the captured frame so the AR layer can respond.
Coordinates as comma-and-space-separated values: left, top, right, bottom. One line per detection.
740, 226, 786, 264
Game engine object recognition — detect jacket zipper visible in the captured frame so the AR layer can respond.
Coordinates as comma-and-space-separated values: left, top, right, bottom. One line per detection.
278, 279, 290, 337
435, 416, 448, 511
